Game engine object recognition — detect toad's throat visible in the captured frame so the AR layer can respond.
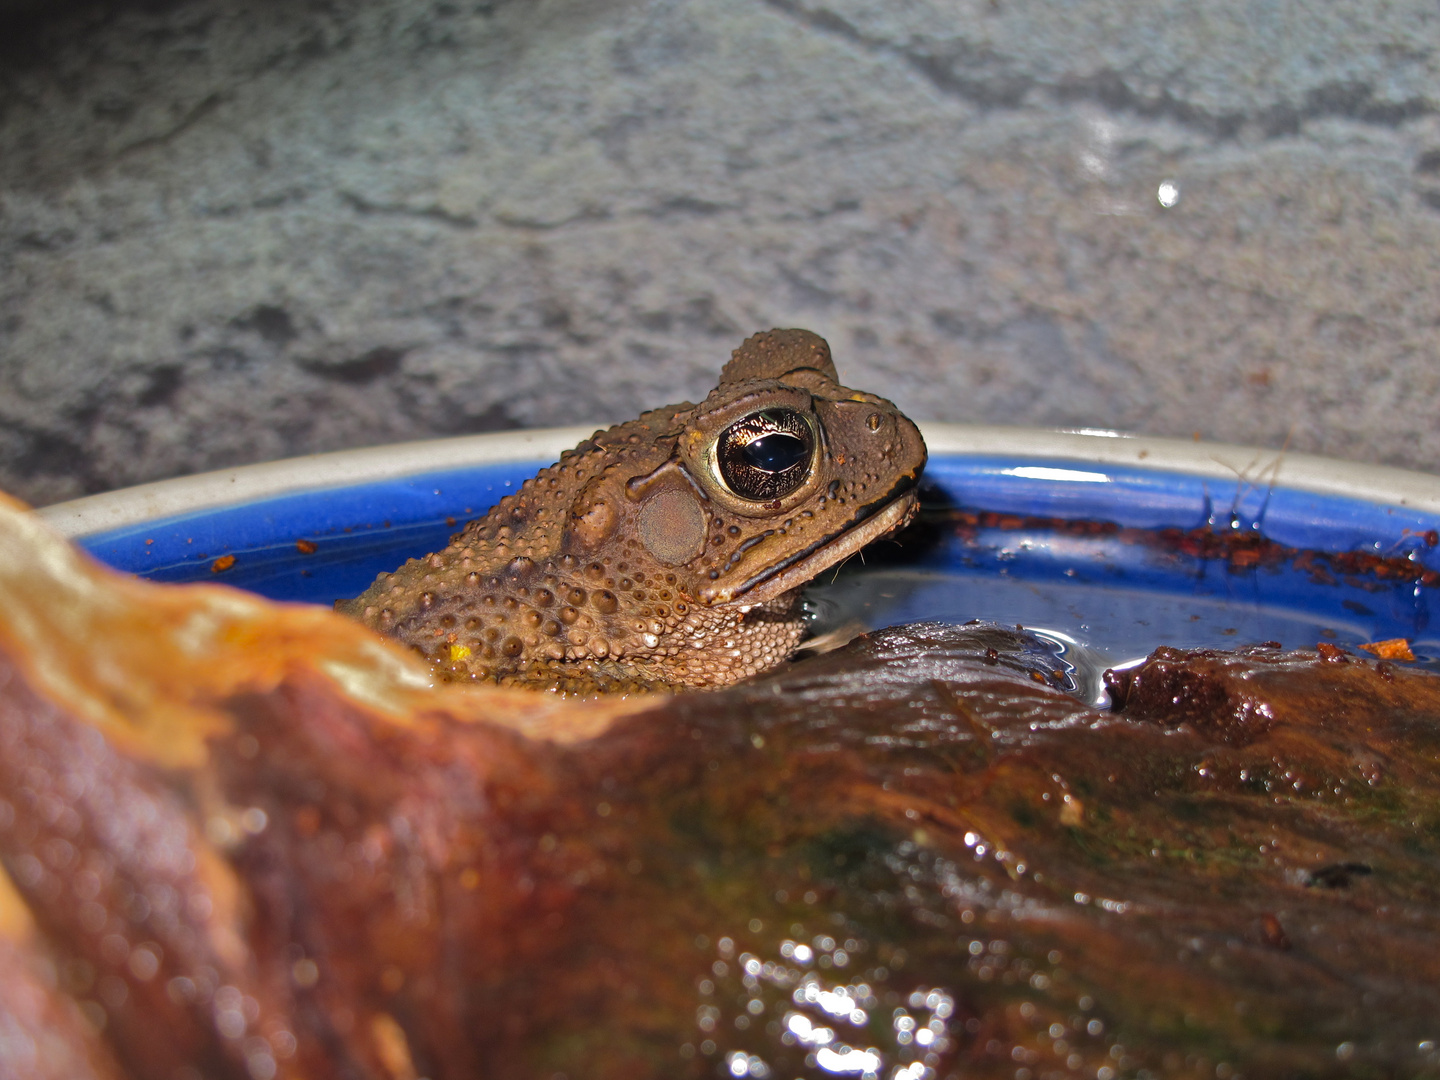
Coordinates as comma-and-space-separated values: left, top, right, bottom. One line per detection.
699, 485, 920, 606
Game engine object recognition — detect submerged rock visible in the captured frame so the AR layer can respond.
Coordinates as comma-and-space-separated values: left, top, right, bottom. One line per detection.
3, 494, 1440, 1078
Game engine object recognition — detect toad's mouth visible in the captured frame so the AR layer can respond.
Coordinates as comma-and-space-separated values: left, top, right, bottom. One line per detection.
697, 487, 921, 606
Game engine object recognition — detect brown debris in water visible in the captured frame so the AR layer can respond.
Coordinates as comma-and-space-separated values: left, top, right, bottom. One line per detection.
4, 494, 1440, 1078
943, 507, 1440, 587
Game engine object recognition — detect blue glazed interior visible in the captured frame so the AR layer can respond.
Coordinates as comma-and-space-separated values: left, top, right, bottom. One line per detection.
77, 460, 547, 605
75, 454, 1440, 677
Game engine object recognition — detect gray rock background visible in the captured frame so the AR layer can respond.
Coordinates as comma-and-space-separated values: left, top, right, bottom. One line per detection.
2, 0, 1439, 506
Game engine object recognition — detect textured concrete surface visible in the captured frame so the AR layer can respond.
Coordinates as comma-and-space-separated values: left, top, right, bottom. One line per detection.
2, 0, 1439, 506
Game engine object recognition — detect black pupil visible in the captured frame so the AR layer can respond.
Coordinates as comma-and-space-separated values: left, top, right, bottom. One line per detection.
741, 432, 807, 473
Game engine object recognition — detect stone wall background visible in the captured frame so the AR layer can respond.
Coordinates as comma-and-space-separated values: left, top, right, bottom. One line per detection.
2, 0, 1438, 506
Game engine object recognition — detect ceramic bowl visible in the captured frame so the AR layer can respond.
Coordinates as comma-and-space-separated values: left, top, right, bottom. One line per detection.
38, 425, 1440, 689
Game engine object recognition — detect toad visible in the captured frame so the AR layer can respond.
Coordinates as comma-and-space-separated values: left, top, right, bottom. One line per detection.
337, 329, 926, 691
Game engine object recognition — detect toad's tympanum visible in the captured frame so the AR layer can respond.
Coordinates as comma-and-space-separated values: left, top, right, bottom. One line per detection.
337, 329, 926, 691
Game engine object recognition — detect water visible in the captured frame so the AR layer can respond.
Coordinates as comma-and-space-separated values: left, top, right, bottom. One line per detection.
806, 513, 1440, 707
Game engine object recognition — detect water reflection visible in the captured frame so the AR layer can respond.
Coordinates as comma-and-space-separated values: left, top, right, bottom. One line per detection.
696, 925, 960, 1080
806, 515, 1440, 706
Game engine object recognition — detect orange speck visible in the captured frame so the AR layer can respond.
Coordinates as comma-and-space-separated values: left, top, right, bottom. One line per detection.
210, 555, 236, 573
1058, 795, 1084, 827
1359, 638, 1416, 662
296, 538, 318, 554
1260, 913, 1290, 950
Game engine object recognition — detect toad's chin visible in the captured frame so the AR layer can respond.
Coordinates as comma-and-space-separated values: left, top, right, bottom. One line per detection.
698, 488, 920, 606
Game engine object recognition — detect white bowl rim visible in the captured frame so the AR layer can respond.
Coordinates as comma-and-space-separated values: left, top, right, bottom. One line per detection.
36, 423, 1440, 539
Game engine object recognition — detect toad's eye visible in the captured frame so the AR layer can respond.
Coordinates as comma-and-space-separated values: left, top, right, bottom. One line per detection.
716, 408, 815, 502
